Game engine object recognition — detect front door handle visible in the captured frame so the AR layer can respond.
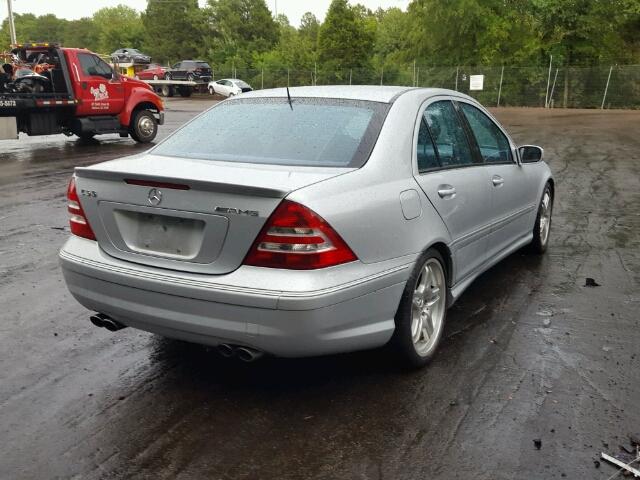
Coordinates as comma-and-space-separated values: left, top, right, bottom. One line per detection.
492, 175, 505, 187
437, 185, 457, 198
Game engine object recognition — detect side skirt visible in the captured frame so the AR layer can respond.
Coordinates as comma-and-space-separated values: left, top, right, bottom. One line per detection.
448, 233, 533, 306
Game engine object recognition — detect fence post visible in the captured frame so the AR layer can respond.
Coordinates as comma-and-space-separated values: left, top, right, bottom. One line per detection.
413, 60, 416, 86
261, 68, 264, 90
349, 69, 352, 85
314, 62, 317, 86
416, 67, 420, 87
455, 66, 459, 90
601, 66, 613, 109
287, 68, 290, 87
497, 65, 504, 107
380, 67, 384, 86
549, 68, 559, 108
545, 55, 553, 108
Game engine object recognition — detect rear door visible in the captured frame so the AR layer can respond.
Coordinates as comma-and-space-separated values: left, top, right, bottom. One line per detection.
74, 52, 125, 116
457, 101, 537, 257
412, 98, 493, 284
171, 62, 184, 79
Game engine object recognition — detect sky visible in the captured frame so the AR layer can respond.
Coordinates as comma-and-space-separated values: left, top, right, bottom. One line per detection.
2, 0, 411, 26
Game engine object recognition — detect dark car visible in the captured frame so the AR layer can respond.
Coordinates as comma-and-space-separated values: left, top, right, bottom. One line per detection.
111, 48, 151, 65
165, 60, 212, 82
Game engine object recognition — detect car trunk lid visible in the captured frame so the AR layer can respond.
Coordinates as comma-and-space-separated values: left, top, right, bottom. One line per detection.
74, 153, 353, 274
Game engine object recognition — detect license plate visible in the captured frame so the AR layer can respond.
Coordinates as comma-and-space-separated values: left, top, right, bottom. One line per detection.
0, 100, 17, 107
116, 210, 205, 258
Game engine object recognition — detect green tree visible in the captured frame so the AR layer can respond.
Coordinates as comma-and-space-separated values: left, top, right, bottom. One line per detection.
405, 0, 540, 66
206, 0, 278, 68
299, 12, 320, 47
0, 13, 68, 47
318, 0, 374, 75
92, 5, 145, 54
63, 18, 100, 51
143, 0, 204, 63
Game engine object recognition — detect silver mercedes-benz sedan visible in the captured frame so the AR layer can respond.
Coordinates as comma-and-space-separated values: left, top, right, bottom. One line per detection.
60, 86, 553, 367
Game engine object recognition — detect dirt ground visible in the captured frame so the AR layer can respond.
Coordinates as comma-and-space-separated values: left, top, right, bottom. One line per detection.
1, 99, 638, 479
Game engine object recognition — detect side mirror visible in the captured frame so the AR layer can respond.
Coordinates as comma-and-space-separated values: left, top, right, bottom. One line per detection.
518, 145, 544, 163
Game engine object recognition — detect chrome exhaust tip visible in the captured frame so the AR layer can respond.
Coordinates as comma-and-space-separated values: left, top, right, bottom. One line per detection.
89, 313, 127, 332
236, 346, 264, 363
89, 314, 105, 328
217, 343, 235, 358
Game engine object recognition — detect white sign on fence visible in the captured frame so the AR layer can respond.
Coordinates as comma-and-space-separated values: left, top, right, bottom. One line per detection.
469, 75, 484, 91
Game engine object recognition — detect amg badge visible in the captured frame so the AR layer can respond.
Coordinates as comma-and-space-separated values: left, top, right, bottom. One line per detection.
214, 206, 259, 217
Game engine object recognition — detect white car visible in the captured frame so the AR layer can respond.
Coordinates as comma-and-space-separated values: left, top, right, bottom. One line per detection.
208, 78, 253, 97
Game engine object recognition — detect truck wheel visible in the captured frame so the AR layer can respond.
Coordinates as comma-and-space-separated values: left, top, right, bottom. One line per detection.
187, 73, 195, 82
129, 110, 158, 143
160, 85, 173, 97
164, 72, 171, 80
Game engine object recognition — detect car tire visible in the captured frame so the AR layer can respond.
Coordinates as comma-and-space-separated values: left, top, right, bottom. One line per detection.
153, 75, 159, 80
129, 110, 158, 143
530, 183, 553, 254
164, 73, 171, 80
209, 86, 215, 95
187, 74, 195, 82
390, 248, 448, 368
77, 132, 95, 141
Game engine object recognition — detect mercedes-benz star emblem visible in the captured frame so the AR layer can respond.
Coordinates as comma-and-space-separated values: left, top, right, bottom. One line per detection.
148, 188, 162, 206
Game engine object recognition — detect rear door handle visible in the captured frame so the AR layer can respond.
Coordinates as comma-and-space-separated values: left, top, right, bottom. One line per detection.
437, 185, 456, 198
492, 175, 505, 187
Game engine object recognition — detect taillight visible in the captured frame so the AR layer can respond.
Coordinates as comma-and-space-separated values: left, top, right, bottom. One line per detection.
244, 200, 357, 270
67, 177, 96, 240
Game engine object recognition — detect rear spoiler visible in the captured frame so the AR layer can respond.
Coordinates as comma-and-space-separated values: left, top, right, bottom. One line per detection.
74, 167, 288, 198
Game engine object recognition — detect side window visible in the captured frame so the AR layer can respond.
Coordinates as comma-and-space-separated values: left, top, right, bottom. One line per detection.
78, 53, 113, 79
172, 63, 180, 69
424, 101, 475, 167
459, 103, 512, 164
417, 116, 440, 172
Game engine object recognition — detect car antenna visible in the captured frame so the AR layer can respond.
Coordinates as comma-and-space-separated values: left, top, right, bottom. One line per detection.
286, 86, 293, 110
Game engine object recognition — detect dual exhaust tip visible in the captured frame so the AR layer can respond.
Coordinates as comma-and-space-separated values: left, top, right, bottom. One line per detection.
217, 343, 264, 362
89, 313, 127, 332
89, 314, 263, 362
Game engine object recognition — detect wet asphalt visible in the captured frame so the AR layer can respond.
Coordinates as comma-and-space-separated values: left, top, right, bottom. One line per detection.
1, 98, 639, 479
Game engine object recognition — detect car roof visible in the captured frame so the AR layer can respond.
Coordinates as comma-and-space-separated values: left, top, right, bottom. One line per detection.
239, 85, 471, 104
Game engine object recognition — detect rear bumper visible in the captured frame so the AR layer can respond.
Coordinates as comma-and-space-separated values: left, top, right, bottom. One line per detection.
59, 237, 412, 357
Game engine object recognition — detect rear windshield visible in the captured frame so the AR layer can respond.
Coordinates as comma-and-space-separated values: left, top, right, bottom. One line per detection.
152, 98, 389, 168
236, 80, 250, 88
196, 62, 211, 68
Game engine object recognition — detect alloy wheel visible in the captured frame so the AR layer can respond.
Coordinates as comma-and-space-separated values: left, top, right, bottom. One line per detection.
410, 258, 446, 356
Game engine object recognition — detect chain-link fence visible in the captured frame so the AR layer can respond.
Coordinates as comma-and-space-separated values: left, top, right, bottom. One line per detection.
212, 64, 640, 109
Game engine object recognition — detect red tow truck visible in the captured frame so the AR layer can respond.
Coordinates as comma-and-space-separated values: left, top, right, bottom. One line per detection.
0, 43, 164, 143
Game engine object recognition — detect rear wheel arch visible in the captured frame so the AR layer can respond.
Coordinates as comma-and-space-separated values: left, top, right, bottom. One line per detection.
427, 242, 453, 288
